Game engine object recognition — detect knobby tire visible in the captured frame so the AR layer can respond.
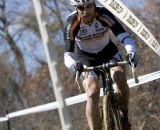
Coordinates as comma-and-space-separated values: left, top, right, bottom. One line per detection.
103, 92, 123, 130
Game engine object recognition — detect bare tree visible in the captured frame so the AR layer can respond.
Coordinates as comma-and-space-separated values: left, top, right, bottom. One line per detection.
0, 0, 26, 81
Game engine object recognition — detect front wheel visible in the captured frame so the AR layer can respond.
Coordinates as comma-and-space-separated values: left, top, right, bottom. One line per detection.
103, 92, 123, 130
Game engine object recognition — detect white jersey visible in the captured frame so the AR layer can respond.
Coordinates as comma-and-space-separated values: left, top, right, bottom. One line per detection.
64, 6, 136, 68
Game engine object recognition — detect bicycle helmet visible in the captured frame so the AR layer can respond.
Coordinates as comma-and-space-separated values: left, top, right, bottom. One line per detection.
70, 0, 95, 6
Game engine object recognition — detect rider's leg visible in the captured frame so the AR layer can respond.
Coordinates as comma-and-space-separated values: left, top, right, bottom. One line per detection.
110, 66, 129, 111
83, 73, 101, 130
110, 66, 131, 130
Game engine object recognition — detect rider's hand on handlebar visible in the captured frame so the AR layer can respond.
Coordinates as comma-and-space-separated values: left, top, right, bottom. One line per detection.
126, 52, 139, 68
70, 61, 84, 76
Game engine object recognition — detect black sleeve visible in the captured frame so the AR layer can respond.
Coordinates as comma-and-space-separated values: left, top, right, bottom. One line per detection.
63, 16, 75, 53
64, 39, 75, 52
110, 19, 126, 36
98, 7, 126, 36
108, 12, 126, 36
63, 12, 80, 53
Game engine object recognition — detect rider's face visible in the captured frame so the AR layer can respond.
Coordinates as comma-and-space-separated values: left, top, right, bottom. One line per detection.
76, 3, 95, 24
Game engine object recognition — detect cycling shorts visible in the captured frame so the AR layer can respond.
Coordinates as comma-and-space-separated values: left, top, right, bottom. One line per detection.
77, 41, 123, 78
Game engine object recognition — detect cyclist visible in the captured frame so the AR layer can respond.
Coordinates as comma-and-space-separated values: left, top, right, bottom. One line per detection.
64, 0, 138, 129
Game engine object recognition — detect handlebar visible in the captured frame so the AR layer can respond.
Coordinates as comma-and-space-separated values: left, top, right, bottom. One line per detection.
83, 61, 128, 71
76, 60, 139, 85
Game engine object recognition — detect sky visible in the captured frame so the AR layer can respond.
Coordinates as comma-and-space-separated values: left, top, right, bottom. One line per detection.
122, 0, 144, 8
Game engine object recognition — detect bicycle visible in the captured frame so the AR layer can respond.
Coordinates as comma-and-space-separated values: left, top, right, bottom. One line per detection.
75, 60, 138, 130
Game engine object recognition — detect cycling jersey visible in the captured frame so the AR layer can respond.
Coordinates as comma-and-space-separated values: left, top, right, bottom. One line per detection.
64, 6, 136, 69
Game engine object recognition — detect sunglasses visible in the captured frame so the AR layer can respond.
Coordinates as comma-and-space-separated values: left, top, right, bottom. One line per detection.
76, 3, 94, 11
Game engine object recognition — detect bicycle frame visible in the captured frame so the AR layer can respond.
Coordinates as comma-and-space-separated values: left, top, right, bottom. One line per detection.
96, 67, 114, 94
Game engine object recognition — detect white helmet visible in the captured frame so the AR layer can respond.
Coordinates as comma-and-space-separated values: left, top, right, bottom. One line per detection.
70, 0, 95, 6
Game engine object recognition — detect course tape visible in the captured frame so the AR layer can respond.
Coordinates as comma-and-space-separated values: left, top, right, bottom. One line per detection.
98, 0, 160, 56
0, 70, 160, 122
